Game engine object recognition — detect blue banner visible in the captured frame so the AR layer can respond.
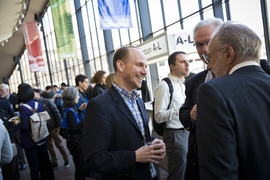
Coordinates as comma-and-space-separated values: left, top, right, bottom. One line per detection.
98, 0, 133, 29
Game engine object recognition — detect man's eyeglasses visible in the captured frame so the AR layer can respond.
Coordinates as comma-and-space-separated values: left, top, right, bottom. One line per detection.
193, 40, 210, 48
201, 48, 225, 64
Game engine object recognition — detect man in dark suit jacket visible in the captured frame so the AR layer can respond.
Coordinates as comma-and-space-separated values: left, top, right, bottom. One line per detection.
196, 21, 270, 179
0, 83, 19, 111
0, 99, 14, 117
0, 83, 27, 171
179, 18, 223, 180
83, 46, 166, 180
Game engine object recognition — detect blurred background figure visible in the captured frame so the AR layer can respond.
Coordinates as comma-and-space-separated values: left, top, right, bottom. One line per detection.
92, 70, 107, 98
61, 82, 67, 90
33, 88, 70, 170
61, 87, 86, 180
75, 74, 90, 122
52, 85, 64, 115
137, 79, 151, 102
105, 73, 115, 90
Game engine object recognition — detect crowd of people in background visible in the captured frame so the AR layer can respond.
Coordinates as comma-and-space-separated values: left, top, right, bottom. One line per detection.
0, 69, 120, 180
0, 17, 270, 180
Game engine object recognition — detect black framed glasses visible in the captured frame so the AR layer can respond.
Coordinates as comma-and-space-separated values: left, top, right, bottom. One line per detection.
201, 48, 225, 64
193, 40, 210, 48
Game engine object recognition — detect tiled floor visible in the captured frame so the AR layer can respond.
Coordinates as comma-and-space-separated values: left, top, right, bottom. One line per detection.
19, 138, 168, 180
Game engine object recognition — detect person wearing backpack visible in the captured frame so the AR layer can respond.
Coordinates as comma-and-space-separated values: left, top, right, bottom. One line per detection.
17, 84, 55, 180
153, 51, 190, 180
33, 88, 70, 169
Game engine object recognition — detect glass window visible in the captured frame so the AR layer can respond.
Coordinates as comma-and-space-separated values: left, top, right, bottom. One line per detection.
177, 0, 199, 29
82, 6, 90, 36
230, 0, 266, 58
148, 0, 164, 32
163, 0, 179, 26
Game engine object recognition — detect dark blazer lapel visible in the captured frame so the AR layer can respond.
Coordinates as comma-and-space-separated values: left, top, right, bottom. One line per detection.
108, 86, 142, 132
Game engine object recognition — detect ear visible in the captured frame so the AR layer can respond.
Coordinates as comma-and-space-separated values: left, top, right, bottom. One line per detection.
116, 60, 124, 72
169, 64, 174, 72
225, 46, 235, 64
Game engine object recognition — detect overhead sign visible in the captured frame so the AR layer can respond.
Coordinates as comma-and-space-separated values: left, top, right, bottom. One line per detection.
22, 22, 45, 72
137, 33, 169, 62
50, 0, 77, 59
167, 30, 195, 53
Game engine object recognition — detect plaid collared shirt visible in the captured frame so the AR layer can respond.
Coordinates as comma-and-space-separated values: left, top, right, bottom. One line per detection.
113, 84, 157, 178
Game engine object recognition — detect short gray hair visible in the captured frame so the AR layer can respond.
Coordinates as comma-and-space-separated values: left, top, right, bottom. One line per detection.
0, 83, 9, 90
193, 18, 224, 37
213, 21, 261, 62
62, 86, 78, 108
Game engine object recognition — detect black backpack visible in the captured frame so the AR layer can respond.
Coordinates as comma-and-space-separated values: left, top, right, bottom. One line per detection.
152, 78, 173, 136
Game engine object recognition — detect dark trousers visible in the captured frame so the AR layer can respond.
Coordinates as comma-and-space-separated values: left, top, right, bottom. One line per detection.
67, 137, 85, 180
2, 156, 20, 180
2, 137, 20, 180
56, 105, 63, 116
15, 131, 26, 165
24, 143, 55, 180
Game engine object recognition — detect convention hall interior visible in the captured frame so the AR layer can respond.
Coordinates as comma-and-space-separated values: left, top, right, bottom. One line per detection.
0, 0, 269, 179
0, 0, 269, 96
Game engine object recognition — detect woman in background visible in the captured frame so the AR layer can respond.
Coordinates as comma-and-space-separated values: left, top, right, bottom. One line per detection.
92, 70, 107, 98
17, 84, 54, 180
61, 87, 86, 180
105, 73, 115, 90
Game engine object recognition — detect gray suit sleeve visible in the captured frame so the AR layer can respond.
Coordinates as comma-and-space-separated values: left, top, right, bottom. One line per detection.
1, 123, 13, 164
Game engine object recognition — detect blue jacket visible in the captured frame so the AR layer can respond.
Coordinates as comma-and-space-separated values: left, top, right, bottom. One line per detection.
75, 91, 90, 122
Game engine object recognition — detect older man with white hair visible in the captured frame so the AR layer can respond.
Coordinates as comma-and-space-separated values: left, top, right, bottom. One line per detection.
0, 84, 18, 111
0, 83, 27, 171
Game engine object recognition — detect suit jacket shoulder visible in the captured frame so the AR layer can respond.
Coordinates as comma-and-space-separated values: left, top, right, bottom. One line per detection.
83, 86, 155, 179
180, 70, 208, 129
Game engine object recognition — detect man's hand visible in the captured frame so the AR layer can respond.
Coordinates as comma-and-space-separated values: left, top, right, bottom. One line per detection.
135, 138, 166, 164
190, 104, 197, 121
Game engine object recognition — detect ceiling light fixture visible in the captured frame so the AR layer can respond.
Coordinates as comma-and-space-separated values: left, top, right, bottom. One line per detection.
21, 13, 24, 19
18, 19, 22, 25
15, 26, 18, 32
5, 39, 8, 43
23, 2, 26, 10
1, 42, 4, 46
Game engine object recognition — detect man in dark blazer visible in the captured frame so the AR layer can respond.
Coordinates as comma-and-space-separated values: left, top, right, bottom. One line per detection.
0, 83, 19, 111
83, 46, 166, 180
0, 99, 14, 117
0, 83, 27, 171
196, 21, 270, 179
179, 18, 223, 180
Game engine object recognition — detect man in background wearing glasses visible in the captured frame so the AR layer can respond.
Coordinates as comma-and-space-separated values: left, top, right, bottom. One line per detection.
179, 17, 223, 180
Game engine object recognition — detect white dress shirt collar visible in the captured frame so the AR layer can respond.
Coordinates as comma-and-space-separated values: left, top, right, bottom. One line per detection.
229, 61, 259, 74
